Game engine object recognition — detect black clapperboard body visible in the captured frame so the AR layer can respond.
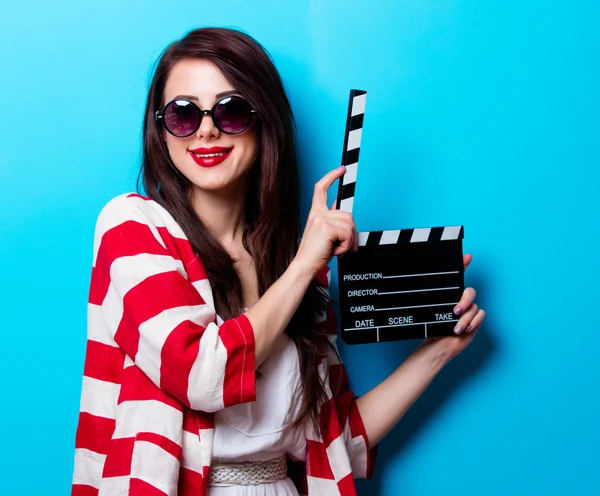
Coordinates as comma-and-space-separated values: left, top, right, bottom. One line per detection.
335, 90, 465, 344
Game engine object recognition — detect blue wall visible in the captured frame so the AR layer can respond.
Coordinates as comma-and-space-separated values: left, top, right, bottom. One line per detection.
1, 1, 598, 494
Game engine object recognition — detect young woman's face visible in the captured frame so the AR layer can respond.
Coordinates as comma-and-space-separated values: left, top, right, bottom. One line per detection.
162, 58, 258, 194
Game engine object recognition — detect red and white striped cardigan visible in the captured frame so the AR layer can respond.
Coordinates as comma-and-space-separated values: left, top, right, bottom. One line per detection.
72, 192, 376, 496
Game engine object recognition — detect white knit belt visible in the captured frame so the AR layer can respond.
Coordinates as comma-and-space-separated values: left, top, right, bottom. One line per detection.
208, 455, 288, 486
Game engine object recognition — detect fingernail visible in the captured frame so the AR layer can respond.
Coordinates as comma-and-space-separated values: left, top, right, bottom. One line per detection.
454, 325, 464, 335
465, 324, 472, 333
338, 166, 346, 171
454, 306, 463, 316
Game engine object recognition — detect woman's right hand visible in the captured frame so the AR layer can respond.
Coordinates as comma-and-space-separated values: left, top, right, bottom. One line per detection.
294, 166, 359, 277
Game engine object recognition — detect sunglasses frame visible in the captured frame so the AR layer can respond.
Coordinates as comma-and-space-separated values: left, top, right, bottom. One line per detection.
155, 95, 256, 137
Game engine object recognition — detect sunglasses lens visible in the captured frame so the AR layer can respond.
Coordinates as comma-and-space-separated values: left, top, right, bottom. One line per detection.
214, 96, 253, 133
164, 100, 200, 136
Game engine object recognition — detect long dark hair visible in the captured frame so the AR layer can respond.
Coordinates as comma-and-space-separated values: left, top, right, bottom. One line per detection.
137, 27, 332, 429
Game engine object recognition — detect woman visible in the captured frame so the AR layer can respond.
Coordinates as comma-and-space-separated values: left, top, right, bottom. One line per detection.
72, 27, 485, 496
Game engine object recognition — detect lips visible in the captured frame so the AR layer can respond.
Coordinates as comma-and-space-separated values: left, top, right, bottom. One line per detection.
189, 146, 234, 168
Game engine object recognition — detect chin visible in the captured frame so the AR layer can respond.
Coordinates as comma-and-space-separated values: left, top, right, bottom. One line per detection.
191, 176, 244, 193
179, 160, 250, 194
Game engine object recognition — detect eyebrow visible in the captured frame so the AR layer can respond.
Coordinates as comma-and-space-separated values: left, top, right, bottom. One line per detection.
173, 90, 240, 101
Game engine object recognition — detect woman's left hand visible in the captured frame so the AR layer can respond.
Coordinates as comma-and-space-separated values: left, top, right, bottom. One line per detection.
419, 254, 486, 360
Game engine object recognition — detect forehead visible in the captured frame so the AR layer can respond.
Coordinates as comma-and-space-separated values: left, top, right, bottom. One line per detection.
163, 58, 235, 105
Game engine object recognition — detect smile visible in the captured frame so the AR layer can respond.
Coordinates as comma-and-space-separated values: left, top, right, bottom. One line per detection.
188, 146, 234, 168
193, 152, 226, 158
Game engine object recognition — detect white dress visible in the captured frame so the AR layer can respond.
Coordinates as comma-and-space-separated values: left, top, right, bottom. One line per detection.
208, 312, 306, 496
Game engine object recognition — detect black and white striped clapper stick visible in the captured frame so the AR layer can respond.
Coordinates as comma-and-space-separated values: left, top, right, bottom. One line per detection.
334, 89, 466, 344
335, 89, 366, 213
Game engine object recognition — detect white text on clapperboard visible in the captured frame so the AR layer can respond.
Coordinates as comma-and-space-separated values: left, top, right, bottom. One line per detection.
344, 272, 456, 329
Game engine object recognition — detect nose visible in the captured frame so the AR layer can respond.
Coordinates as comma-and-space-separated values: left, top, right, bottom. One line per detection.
195, 110, 220, 140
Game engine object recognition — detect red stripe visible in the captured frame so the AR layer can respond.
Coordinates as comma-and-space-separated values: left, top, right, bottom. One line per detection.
332, 391, 354, 439
337, 473, 358, 495
155, 226, 203, 280
315, 266, 330, 288
75, 412, 115, 454
178, 467, 206, 496
114, 269, 205, 369
219, 315, 256, 407
347, 397, 366, 439
129, 478, 168, 496
102, 437, 135, 478
306, 440, 334, 480
83, 340, 124, 384
183, 409, 199, 434
93, 219, 200, 306
135, 432, 182, 460
160, 320, 202, 408
93, 220, 172, 304
89, 266, 109, 306
72, 484, 99, 496
183, 256, 209, 285
126, 193, 150, 200
118, 365, 182, 412
318, 397, 344, 447
183, 407, 214, 434
347, 398, 378, 478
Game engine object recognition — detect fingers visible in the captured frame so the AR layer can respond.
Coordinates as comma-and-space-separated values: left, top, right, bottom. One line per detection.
463, 253, 473, 270
452, 287, 486, 335
453, 287, 476, 318
467, 309, 486, 333
329, 221, 355, 256
327, 203, 358, 251
326, 217, 356, 256
454, 303, 478, 334
328, 210, 356, 252
307, 208, 356, 257
313, 167, 346, 209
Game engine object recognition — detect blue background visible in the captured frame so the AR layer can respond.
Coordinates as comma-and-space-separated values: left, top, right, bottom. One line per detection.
1, 1, 598, 494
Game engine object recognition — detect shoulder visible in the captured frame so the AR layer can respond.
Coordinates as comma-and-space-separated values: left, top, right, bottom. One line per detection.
92, 192, 192, 262
94, 192, 186, 239
96, 192, 166, 226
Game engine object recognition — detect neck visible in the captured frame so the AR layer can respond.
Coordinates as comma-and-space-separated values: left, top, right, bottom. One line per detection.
191, 182, 247, 253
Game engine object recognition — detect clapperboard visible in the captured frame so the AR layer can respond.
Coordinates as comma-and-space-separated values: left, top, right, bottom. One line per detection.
336, 90, 465, 344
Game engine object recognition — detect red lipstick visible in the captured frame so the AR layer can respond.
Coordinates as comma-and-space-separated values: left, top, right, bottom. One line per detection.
189, 146, 233, 168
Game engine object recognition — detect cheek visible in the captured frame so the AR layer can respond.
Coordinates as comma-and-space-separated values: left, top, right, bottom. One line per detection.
243, 133, 259, 164
165, 136, 189, 158
164, 137, 194, 176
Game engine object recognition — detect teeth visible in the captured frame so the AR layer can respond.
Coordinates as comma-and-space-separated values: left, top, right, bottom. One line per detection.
193, 152, 227, 158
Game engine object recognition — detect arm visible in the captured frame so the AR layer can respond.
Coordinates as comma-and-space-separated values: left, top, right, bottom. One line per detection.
355, 341, 451, 447
93, 195, 314, 412
355, 256, 484, 447
245, 260, 314, 366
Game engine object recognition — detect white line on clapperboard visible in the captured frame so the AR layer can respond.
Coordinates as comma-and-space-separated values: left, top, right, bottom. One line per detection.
346, 270, 461, 340
347, 320, 459, 331
376, 302, 459, 311
382, 270, 458, 279
373, 321, 459, 341
378, 286, 459, 295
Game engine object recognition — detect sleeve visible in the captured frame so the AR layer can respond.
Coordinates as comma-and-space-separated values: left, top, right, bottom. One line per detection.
89, 194, 256, 412
316, 266, 378, 479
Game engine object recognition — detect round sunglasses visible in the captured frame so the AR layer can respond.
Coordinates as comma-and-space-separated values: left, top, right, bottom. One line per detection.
155, 95, 256, 137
